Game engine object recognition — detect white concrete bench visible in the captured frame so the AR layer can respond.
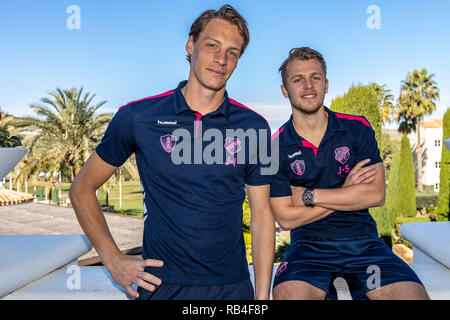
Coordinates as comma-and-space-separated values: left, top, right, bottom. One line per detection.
399, 221, 450, 300
1, 234, 351, 299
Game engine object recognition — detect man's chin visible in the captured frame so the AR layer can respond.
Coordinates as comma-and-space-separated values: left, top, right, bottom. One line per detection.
292, 102, 324, 115
200, 79, 227, 92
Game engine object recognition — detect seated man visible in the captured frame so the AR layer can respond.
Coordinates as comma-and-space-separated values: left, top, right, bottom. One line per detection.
270, 47, 429, 300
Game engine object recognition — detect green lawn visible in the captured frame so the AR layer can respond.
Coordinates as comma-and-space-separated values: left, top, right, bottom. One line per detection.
97, 181, 144, 217
16, 180, 144, 217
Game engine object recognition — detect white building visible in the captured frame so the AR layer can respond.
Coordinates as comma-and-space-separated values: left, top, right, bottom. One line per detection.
408, 119, 443, 192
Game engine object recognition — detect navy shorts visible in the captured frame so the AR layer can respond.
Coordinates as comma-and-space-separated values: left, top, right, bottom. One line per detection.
136, 278, 254, 300
273, 237, 423, 300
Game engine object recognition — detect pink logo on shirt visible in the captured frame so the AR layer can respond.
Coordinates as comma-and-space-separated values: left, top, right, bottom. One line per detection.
160, 134, 177, 153
275, 262, 288, 277
224, 137, 241, 167
334, 146, 350, 164
224, 137, 241, 155
290, 160, 305, 176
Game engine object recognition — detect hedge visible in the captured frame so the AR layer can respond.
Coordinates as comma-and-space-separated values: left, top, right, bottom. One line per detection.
437, 108, 449, 219
398, 134, 417, 217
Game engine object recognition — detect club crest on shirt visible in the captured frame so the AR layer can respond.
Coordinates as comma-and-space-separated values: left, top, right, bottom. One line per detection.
334, 146, 350, 164
275, 261, 288, 277
224, 137, 242, 155
290, 159, 305, 176
160, 134, 178, 153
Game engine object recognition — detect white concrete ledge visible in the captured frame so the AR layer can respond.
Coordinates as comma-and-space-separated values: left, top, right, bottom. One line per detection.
2, 264, 132, 300
399, 222, 450, 268
0, 234, 92, 297
3, 262, 352, 300
399, 221, 450, 300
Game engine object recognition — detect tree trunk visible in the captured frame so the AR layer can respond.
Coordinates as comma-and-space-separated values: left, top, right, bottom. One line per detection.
416, 119, 423, 191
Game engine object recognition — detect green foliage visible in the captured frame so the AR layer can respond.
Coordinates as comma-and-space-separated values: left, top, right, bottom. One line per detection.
395, 216, 431, 224
395, 69, 440, 191
386, 152, 401, 226
437, 108, 450, 220
398, 134, 417, 217
274, 236, 290, 263
416, 193, 438, 210
0, 109, 22, 147
369, 83, 394, 124
370, 206, 392, 247
396, 69, 440, 134
369, 150, 403, 248
242, 196, 252, 264
330, 84, 382, 156
379, 132, 400, 177
11, 87, 113, 184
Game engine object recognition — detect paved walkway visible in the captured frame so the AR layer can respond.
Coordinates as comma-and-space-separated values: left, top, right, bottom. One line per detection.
0, 202, 144, 261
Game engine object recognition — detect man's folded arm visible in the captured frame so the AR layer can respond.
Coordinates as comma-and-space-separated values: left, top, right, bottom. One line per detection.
312, 162, 386, 211
270, 195, 335, 230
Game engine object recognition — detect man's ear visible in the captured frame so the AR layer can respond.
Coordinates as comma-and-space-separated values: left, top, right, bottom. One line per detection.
186, 36, 194, 56
281, 84, 289, 98
325, 78, 329, 94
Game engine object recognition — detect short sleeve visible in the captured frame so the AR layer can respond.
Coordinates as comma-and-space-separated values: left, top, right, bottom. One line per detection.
95, 105, 137, 167
354, 118, 382, 166
269, 134, 292, 197
244, 123, 273, 186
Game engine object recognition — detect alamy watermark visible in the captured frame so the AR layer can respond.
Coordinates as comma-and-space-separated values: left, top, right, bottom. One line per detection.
66, 5, 81, 30
66, 264, 81, 290
366, 264, 381, 290
366, 5, 381, 30
163, 121, 279, 175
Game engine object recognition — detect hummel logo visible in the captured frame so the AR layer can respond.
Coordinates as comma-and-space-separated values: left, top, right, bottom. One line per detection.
157, 120, 177, 125
288, 151, 301, 158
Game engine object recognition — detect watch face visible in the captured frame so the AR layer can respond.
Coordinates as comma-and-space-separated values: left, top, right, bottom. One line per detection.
305, 193, 312, 201
303, 189, 314, 207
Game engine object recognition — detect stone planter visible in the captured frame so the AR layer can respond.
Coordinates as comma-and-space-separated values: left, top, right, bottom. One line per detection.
0, 148, 27, 181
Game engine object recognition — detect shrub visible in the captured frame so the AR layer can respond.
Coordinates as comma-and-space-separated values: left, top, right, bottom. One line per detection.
398, 134, 417, 217
370, 206, 392, 247
416, 193, 438, 210
437, 109, 449, 220
330, 84, 382, 155
386, 152, 401, 227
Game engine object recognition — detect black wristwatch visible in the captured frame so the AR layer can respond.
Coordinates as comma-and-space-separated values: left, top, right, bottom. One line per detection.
302, 188, 315, 207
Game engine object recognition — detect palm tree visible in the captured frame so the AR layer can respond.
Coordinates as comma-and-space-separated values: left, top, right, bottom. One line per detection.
395, 69, 440, 190
13, 87, 113, 182
370, 83, 395, 124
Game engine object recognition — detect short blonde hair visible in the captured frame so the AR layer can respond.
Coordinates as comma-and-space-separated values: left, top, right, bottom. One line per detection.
279, 47, 327, 86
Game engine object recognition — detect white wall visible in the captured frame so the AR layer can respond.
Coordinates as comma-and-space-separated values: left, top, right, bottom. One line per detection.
408, 125, 443, 192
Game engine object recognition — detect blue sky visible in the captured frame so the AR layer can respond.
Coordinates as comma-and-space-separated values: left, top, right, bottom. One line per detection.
1, 0, 449, 131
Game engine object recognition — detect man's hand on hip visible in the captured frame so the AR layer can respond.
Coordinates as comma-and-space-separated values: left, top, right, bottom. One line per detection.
105, 254, 164, 298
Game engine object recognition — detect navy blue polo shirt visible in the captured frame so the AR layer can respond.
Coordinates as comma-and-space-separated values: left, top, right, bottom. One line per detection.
270, 106, 382, 241
96, 81, 272, 285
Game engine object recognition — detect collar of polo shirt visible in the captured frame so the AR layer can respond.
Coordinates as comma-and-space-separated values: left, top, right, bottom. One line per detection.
284, 106, 348, 147
173, 81, 231, 121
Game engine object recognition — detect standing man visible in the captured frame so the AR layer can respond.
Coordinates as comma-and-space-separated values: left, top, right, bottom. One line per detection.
69, 5, 275, 300
270, 47, 429, 300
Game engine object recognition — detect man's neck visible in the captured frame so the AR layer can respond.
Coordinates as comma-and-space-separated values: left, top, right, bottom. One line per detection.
181, 77, 226, 116
292, 106, 328, 147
